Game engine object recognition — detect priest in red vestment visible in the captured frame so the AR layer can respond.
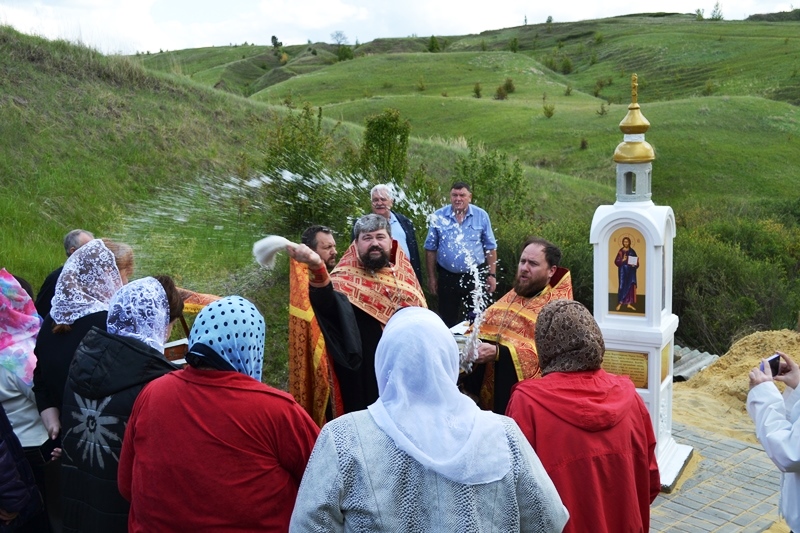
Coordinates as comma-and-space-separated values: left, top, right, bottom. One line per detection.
287, 214, 427, 415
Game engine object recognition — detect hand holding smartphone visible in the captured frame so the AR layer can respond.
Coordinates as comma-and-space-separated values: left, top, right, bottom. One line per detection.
760, 353, 781, 376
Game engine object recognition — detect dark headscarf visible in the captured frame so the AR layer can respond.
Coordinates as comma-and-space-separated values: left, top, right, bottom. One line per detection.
535, 300, 604, 375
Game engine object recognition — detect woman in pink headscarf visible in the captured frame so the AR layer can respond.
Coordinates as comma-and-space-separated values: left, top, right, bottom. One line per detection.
0, 269, 52, 531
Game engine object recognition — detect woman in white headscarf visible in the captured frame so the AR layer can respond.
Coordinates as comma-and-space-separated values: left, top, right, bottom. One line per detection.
33, 238, 129, 441
290, 307, 569, 532
59, 276, 181, 533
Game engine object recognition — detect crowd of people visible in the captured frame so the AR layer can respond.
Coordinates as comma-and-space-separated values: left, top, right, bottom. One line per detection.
0, 181, 793, 532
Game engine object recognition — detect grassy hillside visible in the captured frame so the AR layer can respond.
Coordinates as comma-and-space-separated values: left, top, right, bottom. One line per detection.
4, 11, 800, 375
141, 14, 800, 214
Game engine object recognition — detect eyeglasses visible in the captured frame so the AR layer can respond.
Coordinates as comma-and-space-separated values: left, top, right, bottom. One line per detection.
371, 197, 390, 204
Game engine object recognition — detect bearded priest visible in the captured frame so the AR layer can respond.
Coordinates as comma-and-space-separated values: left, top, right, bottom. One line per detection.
287, 214, 427, 415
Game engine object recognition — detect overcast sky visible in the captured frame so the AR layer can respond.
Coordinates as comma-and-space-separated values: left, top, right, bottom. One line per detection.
0, 0, 793, 55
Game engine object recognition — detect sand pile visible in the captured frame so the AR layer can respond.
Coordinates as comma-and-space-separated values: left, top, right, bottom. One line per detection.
672, 329, 800, 443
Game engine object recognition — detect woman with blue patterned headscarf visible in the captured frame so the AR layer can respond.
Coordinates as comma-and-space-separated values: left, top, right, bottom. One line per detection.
119, 296, 319, 533
60, 276, 181, 533
184, 295, 265, 380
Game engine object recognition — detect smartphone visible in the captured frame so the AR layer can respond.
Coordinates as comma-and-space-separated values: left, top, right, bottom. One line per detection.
762, 353, 781, 376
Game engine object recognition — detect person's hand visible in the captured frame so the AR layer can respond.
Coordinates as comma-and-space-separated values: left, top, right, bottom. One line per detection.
51, 447, 63, 460
39, 407, 61, 440
0, 509, 18, 524
487, 275, 496, 294
427, 277, 438, 296
474, 342, 498, 364
285, 243, 323, 270
774, 351, 800, 390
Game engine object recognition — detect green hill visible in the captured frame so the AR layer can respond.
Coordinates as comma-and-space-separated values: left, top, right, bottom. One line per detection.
3, 10, 800, 373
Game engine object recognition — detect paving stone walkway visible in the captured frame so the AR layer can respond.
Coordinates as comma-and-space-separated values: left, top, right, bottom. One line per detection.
651, 423, 785, 532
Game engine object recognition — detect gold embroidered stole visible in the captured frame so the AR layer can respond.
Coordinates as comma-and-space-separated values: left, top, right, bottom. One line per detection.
329, 242, 427, 326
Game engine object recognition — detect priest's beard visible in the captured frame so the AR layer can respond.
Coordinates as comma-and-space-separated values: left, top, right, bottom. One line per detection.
513, 274, 547, 298
360, 246, 391, 271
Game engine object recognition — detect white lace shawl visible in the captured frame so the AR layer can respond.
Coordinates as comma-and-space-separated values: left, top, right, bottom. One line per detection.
107, 277, 169, 353
50, 239, 123, 325
367, 307, 511, 485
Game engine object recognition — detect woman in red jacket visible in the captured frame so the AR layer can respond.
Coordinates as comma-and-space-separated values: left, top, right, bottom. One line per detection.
506, 300, 660, 533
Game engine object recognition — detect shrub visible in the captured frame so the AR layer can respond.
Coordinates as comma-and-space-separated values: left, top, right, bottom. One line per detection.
543, 103, 555, 118
494, 85, 508, 100
580, 138, 588, 149
594, 32, 604, 44
480, 40, 487, 51
473, 83, 482, 98
279, 52, 289, 65
416, 77, 426, 91
336, 45, 353, 61
503, 78, 516, 93
564, 84, 573, 96
590, 52, 597, 65
360, 108, 410, 183
561, 57, 573, 74
428, 35, 440, 53
702, 80, 715, 96
508, 37, 519, 53
453, 144, 528, 226
596, 103, 608, 116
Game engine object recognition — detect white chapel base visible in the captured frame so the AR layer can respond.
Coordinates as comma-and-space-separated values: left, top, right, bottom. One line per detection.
657, 436, 693, 493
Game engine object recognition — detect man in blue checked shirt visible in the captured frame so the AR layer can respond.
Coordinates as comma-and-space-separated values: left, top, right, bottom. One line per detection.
424, 182, 498, 327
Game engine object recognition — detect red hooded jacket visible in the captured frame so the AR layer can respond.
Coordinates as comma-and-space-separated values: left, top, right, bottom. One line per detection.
506, 369, 660, 533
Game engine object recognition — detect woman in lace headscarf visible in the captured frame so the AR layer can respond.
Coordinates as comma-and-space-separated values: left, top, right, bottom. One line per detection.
118, 296, 320, 533
290, 307, 569, 532
0, 269, 51, 532
60, 276, 181, 533
33, 238, 130, 443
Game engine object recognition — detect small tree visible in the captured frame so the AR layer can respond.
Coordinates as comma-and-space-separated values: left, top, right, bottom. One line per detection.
546, 16, 553, 33
360, 108, 411, 182
710, 2, 724, 20
564, 84, 573, 96
561, 57, 573, 74
428, 35, 440, 52
494, 85, 508, 100
331, 31, 348, 46
508, 37, 519, 53
504, 78, 516, 93
473, 83, 482, 98
695, 8, 705, 20
543, 103, 555, 118
271, 35, 282, 49
480, 40, 487, 51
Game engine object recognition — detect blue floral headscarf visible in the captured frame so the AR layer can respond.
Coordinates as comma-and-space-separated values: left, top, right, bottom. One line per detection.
107, 277, 169, 353
187, 296, 265, 381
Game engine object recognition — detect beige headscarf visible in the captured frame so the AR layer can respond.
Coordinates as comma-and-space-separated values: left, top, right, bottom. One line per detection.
535, 300, 604, 375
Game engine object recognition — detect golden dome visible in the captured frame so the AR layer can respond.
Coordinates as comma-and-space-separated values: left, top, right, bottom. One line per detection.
613, 139, 655, 163
619, 103, 650, 134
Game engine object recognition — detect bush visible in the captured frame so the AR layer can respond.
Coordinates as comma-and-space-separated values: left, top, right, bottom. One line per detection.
508, 37, 519, 53
504, 77, 516, 93
564, 84, 573, 96
543, 103, 555, 118
473, 83, 482, 98
561, 57, 573, 74
360, 108, 410, 183
428, 35, 440, 53
702, 80, 715, 96
336, 45, 353, 61
494, 85, 508, 100
453, 144, 528, 226
416, 77, 427, 91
